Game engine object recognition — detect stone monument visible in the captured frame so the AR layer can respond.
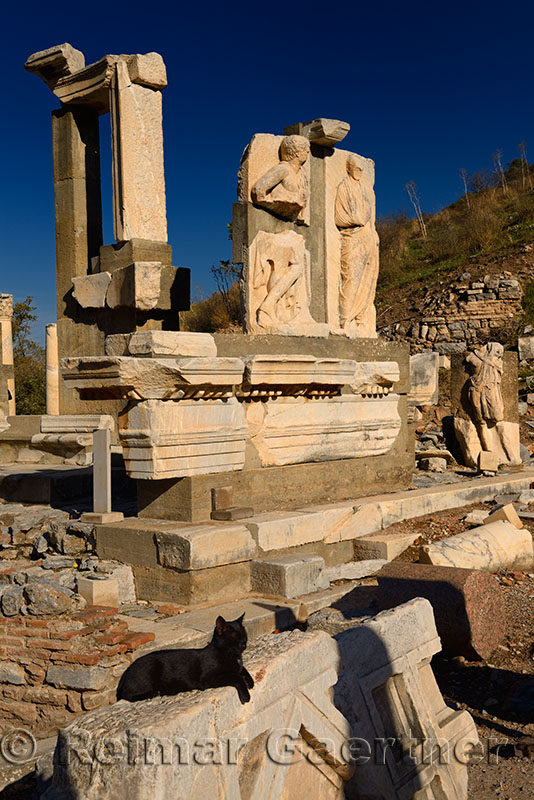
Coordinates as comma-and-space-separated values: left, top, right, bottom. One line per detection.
451, 343, 521, 469
24, 44, 191, 418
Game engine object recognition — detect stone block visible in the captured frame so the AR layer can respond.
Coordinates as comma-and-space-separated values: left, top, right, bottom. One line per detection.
350, 361, 400, 395
211, 485, 233, 511
106, 262, 165, 309
81, 511, 124, 524
99, 239, 172, 271
353, 531, 419, 561
378, 562, 505, 660
244, 510, 323, 552
106, 331, 217, 358
299, 117, 350, 146
518, 336, 534, 361
76, 576, 119, 608
420, 520, 533, 571
408, 351, 439, 406
485, 502, 523, 529
40, 414, 114, 433
210, 507, 254, 521
0, 662, 25, 685
24, 43, 85, 88
321, 559, 386, 582
243, 354, 356, 386
251, 554, 326, 597
46, 664, 109, 691
478, 450, 499, 472
155, 524, 256, 570
126, 52, 167, 88
420, 456, 447, 472
72, 272, 112, 308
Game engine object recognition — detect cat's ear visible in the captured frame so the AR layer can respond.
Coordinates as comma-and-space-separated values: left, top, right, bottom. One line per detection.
236, 613, 245, 624
215, 616, 226, 635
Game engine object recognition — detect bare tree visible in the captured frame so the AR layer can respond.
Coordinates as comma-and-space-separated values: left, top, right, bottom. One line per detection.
460, 168, 470, 209
405, 181, 427, 237
492, 150, 508, 193
519, 141, 533, 191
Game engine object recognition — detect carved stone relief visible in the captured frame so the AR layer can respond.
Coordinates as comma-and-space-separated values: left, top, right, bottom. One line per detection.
250, 135, 310, 223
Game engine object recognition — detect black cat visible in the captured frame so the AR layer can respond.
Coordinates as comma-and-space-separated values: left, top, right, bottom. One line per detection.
116, 613, 254, 704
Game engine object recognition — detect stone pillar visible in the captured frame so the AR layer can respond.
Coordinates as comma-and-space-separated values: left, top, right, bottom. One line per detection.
110, 56, 167, 243
45, 323, 59, 415
81, 427, 123, 524
0, 295, 15, 416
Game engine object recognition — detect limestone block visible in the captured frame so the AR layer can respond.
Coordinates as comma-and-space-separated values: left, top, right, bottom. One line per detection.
120, 398, 247, 479
478, 450, 499, 472
106, 331, 217, 358
107, 564, 136, 604
126, 52, 167, 88
332, 503, 383, 541
439, 354, 451, 369
24, 43, 85, 88
321, 559, 387, 582
485, 502, 523, 529
51, 54, 118, 112
419, 456, 447, 472
518, 336, 534, 360
350, 361, 400, 396
245, 394, 401, 467
419, 520, 533, 571
41, 630, 351, 799
61, 356, 244, 399
243, 355, 357, 386
354, 531, 419, 561
106, 262, 163, 309
245, 510, 324, 551
454, 416, 521, 468
40, 414, 114, 433
408, 351, 439, 406
301, 118, 350, 146
156, 524, 255, 570
335, 598, 477, 799
251, 554, 327, 597
77, 576, 119, 608
297, 501, 355, 544
72, 272, 112, 308
377, 562, 506, 660
111, 59, 167, 241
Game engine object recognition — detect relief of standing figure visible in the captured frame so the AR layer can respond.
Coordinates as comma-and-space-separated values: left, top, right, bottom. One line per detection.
335, 154, 379, 337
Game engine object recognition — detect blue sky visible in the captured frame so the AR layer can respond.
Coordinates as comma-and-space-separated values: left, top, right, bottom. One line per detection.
2, 0, 533, 342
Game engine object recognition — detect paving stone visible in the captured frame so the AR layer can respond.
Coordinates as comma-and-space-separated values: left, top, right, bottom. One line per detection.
377, 561, 506, 660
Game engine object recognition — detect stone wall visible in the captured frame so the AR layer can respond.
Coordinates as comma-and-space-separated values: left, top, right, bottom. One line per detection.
381, 272, 523, 354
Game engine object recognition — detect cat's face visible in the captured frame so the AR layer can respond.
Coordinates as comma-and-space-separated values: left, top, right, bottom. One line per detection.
214, 613, 248, 653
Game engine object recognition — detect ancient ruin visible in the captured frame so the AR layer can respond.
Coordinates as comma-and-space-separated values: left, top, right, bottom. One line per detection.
1, 40, 534, 800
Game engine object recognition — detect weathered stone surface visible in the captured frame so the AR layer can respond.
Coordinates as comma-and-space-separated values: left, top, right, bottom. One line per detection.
408, 351, 439, 406
454, 416, 520, 469
61, 356, 244, 398
245, 394, 401, 467
251, 554, 327, 597
519, 336, 534, 360
420, 520, 533, 571
1, 586, 23, 616
106, 331, 217, 358
350, 361, 399, 395
300, 118, 350, 146
120, 398, 247, 479
243, 354, 356, 386
321, 559, 387, 582
377, 562, 506, 660
24, 583, 74, 615
72, 272, 112, 308
46, 664, 109, 690
125, 52, 167, 89
478, 449, 499, 472
463, 508, 489, 527
106, 262, 163, 309
40, 414, 114, 433
24, 43, 85, 88
245, 510, 327, 552
0, 662, 25, 685
419, 456, 447, 472
485, 502, 523, 529
353, 531, 419, 561
77, 576, 119, 608
156, 524, 255, 570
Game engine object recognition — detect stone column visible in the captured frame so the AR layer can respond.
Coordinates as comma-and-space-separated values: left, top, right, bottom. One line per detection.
110, 56, 168, 243
0, 295, 15, 416
45, 323, 59, 415
81, 427, 123, 523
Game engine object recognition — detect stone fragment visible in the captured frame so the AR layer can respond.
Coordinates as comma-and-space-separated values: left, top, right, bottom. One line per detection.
105, 564, 136, 604
106, 262, 163, 309
244, 510, 323, 552
1, 586, 23, 616
300, 118, 350, 146
353, 531, 419, 561
518, 489, 534, 504
419, 456, 447, 472
0, 662, 25, 685
462, 509, 489, 527
24, 43, 85, 88
518, 336, 534, 360
419, 520, 533, 572
125, 52, 167, 88
377, 562, 506, 660
210, 507, 254, 521
72, 272, 112, 308
106, 331, 217, 358
251, 554, 327, 597
46, 665, 109, 691
156, 524, 255, 570
77, 576, 119, 608
350, 361, 400, 395
321, 559, 387, 582
24, 583, 74, 615
243, 354, 356, 386
211, 485, 233, 511
40, 415, 114, 433
485, 502, 523, 529
478, 450, 499, 472
408, 351, 439, 406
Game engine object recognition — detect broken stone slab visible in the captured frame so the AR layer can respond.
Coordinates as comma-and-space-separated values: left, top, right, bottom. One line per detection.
61, 356, 245, 399
419, 456, 447, 472
242, 354, 357, 386
321, 559, 387, 582
485, 502, 523, 529
24, 43, 85, 88
518, 336, 534, 361
408, 351, 439, 406
350, 361, 400, 396
72, 272, 112, 308
419, 520, 533, 572
353, 531, 419, 561
285, 118, 351, 146
462, 509, 489, 527
156, 524, 256, 570
251, 554, 327, 597
244, 510, 328, 552
377, 561, 506, 660
105, 331, 217, 358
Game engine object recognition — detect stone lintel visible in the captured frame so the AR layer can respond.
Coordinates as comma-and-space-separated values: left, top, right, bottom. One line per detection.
52, 55, 119, 114
105, 331, 217, 358
24, 43, 85, 89
99, 239, 172, 271
284, 118, 350, 147
243, 354, 357, 386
